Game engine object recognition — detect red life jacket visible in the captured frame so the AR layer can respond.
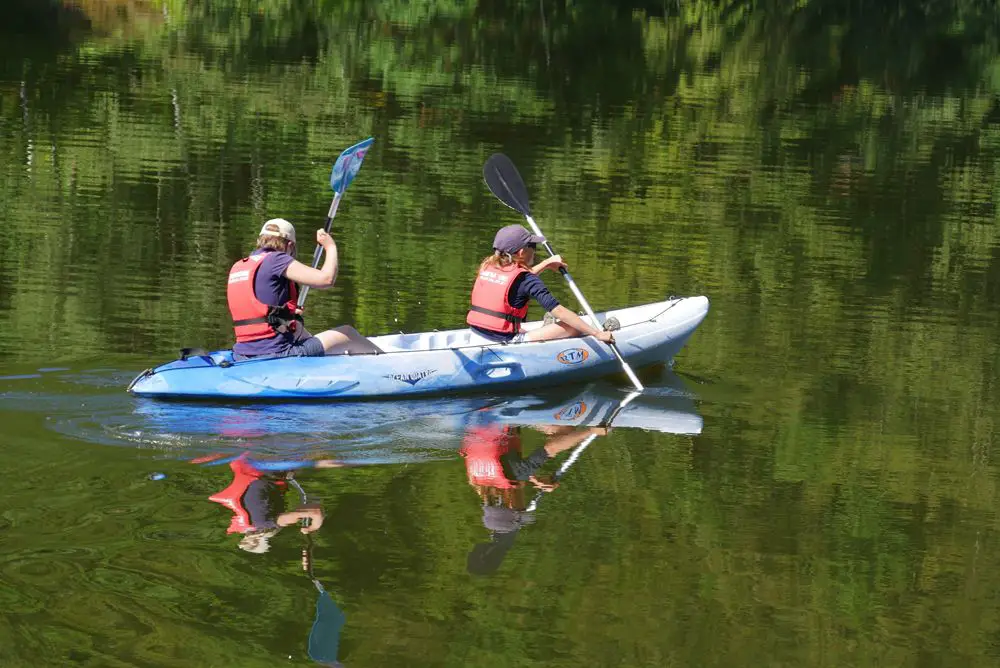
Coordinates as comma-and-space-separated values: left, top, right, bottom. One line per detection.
466, 264, 531, 334
227, 252, 300, 343
460, 425, 521, 489
208, 455, 287, 534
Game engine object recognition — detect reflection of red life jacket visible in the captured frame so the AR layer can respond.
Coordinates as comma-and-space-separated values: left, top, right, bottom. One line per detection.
208, 456, 287, 534
461, 426, 521, 489
227, 252, 300, 343
466, 264, 531, 334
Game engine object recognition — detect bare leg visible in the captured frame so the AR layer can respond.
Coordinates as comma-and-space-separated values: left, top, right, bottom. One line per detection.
522, 321, 581, 343
542, 426, 607, 456
315, 325, 383, 355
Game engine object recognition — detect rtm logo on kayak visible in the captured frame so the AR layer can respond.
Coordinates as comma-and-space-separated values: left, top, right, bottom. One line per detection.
556, 348, 589, 365
554, 401, 588, 421
384, 369, 436, 386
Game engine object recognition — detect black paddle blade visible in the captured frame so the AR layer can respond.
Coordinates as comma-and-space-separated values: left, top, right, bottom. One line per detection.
484, 153, 532, 216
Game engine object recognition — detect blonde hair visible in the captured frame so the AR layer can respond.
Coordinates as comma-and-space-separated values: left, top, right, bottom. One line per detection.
256, 235, 292, 253
478, 250, 527, 274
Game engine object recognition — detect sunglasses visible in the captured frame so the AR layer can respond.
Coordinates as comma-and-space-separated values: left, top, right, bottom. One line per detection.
525, 243, 537, 250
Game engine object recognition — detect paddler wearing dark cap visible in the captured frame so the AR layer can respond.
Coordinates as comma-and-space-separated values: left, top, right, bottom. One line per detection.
467, 224, 618, 344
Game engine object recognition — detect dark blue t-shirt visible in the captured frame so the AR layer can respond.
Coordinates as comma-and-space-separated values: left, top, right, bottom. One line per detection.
471, 272, 561, 342
232, 250, 298, 358
243, 478, 286, 530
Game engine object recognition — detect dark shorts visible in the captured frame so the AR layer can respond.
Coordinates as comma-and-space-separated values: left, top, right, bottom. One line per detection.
234, 335, 325, 361
281, 336, 326, 357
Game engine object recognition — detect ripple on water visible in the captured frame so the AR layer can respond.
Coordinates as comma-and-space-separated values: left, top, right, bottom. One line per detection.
0, 366, 473, 461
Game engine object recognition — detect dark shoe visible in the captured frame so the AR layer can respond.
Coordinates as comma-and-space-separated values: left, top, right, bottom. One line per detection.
602, 316, 620, 332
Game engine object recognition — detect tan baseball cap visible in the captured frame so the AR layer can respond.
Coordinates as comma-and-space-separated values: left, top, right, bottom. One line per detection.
259, 218, 296, 244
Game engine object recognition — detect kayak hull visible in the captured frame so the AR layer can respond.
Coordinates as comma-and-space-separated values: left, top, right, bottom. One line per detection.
127, 296, 709, 400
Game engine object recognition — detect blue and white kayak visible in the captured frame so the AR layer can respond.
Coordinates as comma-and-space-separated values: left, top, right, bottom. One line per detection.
127, 296, 709, 400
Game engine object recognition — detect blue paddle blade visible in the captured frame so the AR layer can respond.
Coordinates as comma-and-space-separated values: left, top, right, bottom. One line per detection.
330, 137, 375, 195
308, 590, 346, 664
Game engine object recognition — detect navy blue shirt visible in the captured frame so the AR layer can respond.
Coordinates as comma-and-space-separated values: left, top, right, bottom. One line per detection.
501, 446, 552, 481
471, 272, 561, 342
243, 478, 286, 530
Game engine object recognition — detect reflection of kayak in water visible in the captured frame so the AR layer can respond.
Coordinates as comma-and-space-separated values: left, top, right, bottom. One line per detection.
130, 374, 701, 443
462, 382, 702, 435
127, 297, 709, 399
3, 368, 702, 459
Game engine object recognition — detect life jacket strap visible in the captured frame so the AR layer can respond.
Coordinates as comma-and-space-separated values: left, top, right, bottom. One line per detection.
469, 305, 524, 324
232, 316, 270, 326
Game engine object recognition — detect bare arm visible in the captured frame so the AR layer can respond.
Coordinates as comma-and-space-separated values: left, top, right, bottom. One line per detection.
285, 230, 338, 289
530, 257, 614, 344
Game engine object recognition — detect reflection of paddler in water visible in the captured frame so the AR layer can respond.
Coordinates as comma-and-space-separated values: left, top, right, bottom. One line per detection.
462, 422, 608, 575
198, 452, 347, 665
201, 452, 340, 553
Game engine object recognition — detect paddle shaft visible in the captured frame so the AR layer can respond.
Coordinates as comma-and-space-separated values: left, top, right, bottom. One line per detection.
296, 193, 343, 310
289, 476, 326, 592
524, 215, 645, 392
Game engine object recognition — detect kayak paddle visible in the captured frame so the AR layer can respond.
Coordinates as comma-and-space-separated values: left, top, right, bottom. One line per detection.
482, 153, 645, 392
297, 136, 375, 310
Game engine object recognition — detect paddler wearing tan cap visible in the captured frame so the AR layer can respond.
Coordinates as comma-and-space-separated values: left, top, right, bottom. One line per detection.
226, 218, 382, 359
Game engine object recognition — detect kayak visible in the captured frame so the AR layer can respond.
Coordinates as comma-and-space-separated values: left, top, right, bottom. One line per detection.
127, 296, 709, 400
127, 297, 708, 400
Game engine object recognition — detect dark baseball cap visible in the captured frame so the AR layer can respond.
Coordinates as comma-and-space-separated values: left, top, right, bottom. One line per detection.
482, 506, 535, 533
467, 507, 539, 575
493, 224, 545, 254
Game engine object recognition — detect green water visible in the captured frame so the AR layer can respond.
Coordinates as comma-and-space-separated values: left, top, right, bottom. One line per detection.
3, 1, 1000, 666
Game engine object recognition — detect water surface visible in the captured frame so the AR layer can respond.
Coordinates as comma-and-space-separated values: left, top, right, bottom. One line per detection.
2, 1, 1000, 666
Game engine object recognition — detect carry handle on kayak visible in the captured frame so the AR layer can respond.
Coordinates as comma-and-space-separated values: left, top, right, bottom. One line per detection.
473, 361, 524, 380
482, 153, 644, 392
297, 137, 375, 311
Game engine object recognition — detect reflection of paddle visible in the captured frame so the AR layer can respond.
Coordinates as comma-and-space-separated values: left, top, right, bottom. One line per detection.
525, 390, 640, 512
467, 391, 640, 575
288, 477, 345, 666
483, 153, 644, 392
298, 137, 375, 311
